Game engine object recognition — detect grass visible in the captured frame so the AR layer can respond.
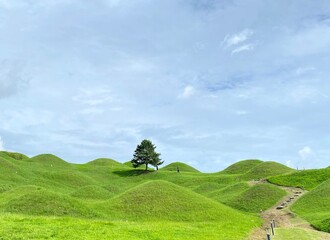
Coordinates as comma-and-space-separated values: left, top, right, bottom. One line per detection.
268, 168, 330, 190
272, 227, 330, 240
291, 179, 330, 232
102, 180, 258, 222
242, 161, 294, 180
221, 159, 263, 174
0, 214, 259, 240
0, 151, 263, 239
0, 150, 328, 238
227, 183, 287, 213
160, 162, 200, 173
207, 182, 250, 203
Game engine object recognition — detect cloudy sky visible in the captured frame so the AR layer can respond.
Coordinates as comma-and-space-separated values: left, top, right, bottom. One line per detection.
1, 0, 330, 172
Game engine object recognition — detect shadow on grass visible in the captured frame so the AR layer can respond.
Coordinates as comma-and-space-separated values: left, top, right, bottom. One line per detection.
112, 169, 155, 177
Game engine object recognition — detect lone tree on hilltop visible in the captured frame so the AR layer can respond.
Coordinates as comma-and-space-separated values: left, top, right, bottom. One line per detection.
131, 139, 163, 171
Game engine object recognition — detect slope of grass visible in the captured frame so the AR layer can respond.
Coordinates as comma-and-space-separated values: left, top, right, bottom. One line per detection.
193, 182, 225, 194
221, 159, 263, 174
3, 189, 99, 218
6, 151, 330, 238
85, 158, 126, 168
227, 183, 287, 213
242, 161, 294, 180
0, 214, 260, 240
102, 180, 259, 223
207, 182, 250, 203
291, 179, 330, 232
268, 168, 330, 190
70, 185, 114, 200
272, 228, 330, 240
0, 151, 29, 161
161, 162, 200, 173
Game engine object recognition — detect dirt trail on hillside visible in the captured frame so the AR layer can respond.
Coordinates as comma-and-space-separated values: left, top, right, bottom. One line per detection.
245, 182, 330, 240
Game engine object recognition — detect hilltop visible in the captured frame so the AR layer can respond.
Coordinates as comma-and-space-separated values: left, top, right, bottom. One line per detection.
160, 162, 200, 173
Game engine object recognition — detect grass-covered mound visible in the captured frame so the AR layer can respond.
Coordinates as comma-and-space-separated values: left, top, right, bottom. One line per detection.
221, 159, 263, 174
0, 151, 29, 161
291, 179, 330, 232
4, 189, 98, 218
161, 162, 199, 173
86, 158, 125, 169
105, 180, 258, 223
207, 182, 250, 203
193, 182, 225, 194
268, 168, 330, 190
70, 185, 114, 200
242, 161, 294, 180
29, 154, 71, 169
227, 184, 287, 213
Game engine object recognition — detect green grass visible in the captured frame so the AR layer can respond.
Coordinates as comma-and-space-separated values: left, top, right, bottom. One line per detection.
0, 151, 263, 239
0, 151, 329, 238
221, 159, 263, 174
101, 180, 259, 222
242, 161, 294, 180
268, 168, 330, 190
161, 162, 200, 173
207, 182, 250, 203
70, 185, 114, 200
272, 227, 330, 240
3, 189, 99, 218
227, 183, 287, 213
291, 179, 330, 232
0, 214, 259, 240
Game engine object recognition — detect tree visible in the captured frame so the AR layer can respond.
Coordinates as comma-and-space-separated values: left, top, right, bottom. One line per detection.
131, 139, 163, 171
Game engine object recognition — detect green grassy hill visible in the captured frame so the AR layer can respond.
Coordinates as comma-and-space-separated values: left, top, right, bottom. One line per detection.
103, 180, 257, 222
207, 182, 250, 203
221, 159, 263, 174
227, 183, 287, 212
242, 161, 294, 180
87, 158, 126, 168
0, 150, 328, 239
291, 179, 330, 232
161, 162, 200, 173
268, 168, 330, 190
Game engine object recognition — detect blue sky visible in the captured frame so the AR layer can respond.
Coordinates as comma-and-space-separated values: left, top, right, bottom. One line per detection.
1, 0, 330, 172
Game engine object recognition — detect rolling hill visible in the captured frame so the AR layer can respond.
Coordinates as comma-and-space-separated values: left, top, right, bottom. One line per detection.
161, 162, 200, 173
268, 168, 330, 190
221, 159, 263, 174
291, 179, 330, 232
0, 151, 328, 239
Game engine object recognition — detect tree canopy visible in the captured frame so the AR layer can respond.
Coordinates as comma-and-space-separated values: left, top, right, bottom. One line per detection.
131, 139, 163, 171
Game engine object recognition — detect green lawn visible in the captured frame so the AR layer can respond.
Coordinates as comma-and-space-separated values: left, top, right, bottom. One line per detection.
291, 179, 330, 232
0, 151, 329, 239
272, 228, 330, 240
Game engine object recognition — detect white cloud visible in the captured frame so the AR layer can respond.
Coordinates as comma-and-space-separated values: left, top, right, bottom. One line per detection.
231, 43, 255, 54
223, 29, 254, 47
0, 136, 4, 150
298, 146, 313, 161
179, 85, 195, 99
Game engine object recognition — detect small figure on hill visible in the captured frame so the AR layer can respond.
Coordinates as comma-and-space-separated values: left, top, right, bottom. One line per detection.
177, 166, 180, 173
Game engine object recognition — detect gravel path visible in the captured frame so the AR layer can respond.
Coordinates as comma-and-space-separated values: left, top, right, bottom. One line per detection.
245, 182, 330, 240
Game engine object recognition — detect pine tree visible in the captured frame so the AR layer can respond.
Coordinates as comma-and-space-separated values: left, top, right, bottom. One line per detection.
131, 139, 163, 171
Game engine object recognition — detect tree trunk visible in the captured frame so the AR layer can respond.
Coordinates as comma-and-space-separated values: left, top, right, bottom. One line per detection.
145, 163, 148, 171
156, 165, 158, 171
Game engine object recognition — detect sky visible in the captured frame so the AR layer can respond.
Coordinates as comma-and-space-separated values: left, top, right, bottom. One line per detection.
1, 0, 330, 172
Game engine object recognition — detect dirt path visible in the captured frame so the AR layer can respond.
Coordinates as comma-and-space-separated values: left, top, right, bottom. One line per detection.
245, 182, 330, 240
